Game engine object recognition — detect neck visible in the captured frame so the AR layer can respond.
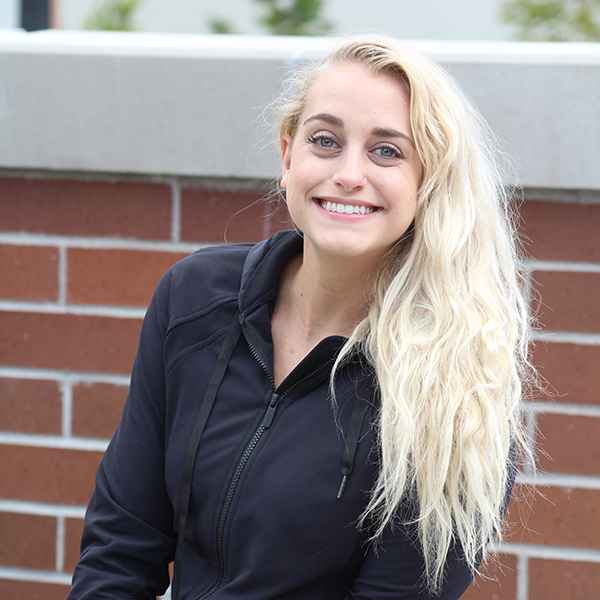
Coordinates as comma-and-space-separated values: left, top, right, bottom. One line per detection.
278, 243, 378, 342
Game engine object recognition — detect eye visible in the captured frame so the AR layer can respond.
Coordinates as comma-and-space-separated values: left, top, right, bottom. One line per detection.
377, 146, 396, 158
372, 143, 403, 161
307, 131, 339, 151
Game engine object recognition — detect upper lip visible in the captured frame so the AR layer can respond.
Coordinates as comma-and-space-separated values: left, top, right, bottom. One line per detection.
315, 196, 379, 209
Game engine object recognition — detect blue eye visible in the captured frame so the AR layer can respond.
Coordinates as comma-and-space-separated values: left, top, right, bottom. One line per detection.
375, 146, 401, 158
307, 132, 338, 150
378, 147, 395, 157
373, 144, 403, 160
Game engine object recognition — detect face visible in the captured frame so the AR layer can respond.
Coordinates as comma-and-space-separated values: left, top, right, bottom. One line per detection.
281, 62, 423, 268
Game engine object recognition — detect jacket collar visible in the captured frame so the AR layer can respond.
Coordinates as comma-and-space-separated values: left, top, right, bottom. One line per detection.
238, 229, 303, 319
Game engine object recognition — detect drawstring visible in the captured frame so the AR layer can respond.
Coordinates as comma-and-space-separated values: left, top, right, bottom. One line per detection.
172, 314, 242, 600
337, 386, 371, 499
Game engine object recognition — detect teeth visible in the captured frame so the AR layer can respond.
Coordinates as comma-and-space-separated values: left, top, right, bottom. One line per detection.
321, 201, 375, 214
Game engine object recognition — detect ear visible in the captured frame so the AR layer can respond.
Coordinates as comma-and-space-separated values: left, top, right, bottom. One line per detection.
280, 133, 292, 190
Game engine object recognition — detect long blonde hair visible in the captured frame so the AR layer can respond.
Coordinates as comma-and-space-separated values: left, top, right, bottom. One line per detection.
278, 38, 534, 592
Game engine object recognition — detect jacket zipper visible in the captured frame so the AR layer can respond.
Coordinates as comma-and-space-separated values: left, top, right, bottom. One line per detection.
197, 326, 332, 599
197, 390, 282, 600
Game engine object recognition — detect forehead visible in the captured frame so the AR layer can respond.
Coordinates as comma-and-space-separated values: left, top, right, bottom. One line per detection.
299, 62, 411, 128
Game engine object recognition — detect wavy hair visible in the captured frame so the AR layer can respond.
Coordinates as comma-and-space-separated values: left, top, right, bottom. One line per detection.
278, 38, 535, 592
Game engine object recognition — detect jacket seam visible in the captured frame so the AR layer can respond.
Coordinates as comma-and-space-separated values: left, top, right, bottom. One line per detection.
165, 325, 231, 376
166, 295, 239, 334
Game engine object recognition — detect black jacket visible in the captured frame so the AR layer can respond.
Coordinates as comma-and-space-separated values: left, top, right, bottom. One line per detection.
67, 230, 477, 600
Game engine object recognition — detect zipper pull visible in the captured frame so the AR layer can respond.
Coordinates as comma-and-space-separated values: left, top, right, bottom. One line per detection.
337, 475, 348, 499
261, 392, 281, 428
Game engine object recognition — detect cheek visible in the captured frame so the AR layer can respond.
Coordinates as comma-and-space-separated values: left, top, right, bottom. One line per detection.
287, 168, 313, 195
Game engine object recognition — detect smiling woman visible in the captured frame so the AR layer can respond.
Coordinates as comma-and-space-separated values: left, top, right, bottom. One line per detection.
277, 38, 534, 592
67, 37, 534, 600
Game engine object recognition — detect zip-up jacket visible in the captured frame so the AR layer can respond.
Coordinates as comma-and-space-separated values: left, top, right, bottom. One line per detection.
67, 230, 482, 600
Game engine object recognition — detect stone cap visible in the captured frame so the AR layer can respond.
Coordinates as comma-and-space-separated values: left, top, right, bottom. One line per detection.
1, 30, 599, 190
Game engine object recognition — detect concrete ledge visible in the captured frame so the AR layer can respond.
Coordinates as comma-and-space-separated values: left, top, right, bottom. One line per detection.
1, 30, 599, 189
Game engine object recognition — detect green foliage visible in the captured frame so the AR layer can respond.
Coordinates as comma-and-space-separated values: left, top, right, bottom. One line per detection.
210, 18, 236, 34
501, 0, 600, 41
254, 0, 333, 35
85, 0, 142, 32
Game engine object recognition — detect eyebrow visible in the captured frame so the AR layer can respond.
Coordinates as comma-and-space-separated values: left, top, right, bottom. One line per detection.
303, 113, 415, 148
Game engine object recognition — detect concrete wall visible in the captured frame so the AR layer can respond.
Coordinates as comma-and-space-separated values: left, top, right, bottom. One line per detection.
0, 30, 599, 599
2, 31, 600, 189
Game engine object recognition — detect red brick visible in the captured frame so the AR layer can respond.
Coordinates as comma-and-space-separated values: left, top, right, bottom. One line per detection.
532, 342, 600, 405
65, 517, 85, 573
537, 414, 600, 476
0, 245, 59, 301
72, 382, 127, 439
181, 187, 291, 243
0, 512, 56, 569
0, 579, 70, 600
68, 248, 189, 307
462, 554, 517, 600
0, 445, 103, 505
520, 200, 600, 263
0, 378, 61, 434
532, 271, 600, 333
529, 558, 600, 600
505, 485, 600, 549
0, 312, 141, 374
0, 177, 171, 239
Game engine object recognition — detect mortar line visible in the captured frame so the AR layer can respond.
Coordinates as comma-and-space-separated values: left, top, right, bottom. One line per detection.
524, 259, 600, 274
500, 542, 600, 562
0, 367, 129, 385
0, 299, 147, 319
516, 554, 529, 600
521, 405, 538, 475
516, 471, 600, 490
0, 231, 206, 252
0, 499, 86, 518
57, 245, 68, 305
0, 566, 72, 585
0, 432, 109, 451
171, 179, 181, 243
532, 331, 600, 346
56, 515, 66, 572
526, 402, 600, 418
61, 380, 73, 437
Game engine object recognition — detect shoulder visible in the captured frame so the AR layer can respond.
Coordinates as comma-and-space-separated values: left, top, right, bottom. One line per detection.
170, 242, 255, 293
152, 231, 299, 326
145, 231, 300, 336
155, 242, 254, 326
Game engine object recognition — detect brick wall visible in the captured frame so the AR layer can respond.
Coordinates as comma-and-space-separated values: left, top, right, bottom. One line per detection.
1, 174, 599, 599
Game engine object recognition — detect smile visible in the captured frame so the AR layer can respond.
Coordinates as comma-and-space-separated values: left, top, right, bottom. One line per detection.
319, 200, 377, 215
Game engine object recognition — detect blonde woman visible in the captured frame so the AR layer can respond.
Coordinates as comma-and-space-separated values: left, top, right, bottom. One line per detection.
68, 37, 532, 600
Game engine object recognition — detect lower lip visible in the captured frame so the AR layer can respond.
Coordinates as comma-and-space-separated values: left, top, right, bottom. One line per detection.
314, 199, 378, 219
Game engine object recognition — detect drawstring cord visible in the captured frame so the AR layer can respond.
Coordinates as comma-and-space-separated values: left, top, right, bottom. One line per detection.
337, 387, 371, 499
172, 314, 242, 600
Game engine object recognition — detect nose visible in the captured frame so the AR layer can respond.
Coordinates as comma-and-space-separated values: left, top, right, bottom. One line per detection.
332, 151, 367, 192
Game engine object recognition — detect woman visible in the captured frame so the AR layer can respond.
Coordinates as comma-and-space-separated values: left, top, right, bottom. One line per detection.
68, 37, 532, 600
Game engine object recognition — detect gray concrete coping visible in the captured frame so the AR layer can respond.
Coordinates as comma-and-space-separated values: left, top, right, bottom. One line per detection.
1, 30, 599, 190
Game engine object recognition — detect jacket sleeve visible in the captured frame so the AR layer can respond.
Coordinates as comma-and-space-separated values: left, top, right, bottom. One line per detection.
67, 274, 176, 600
345, 445, 518, 600
344, 523, 474, 600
